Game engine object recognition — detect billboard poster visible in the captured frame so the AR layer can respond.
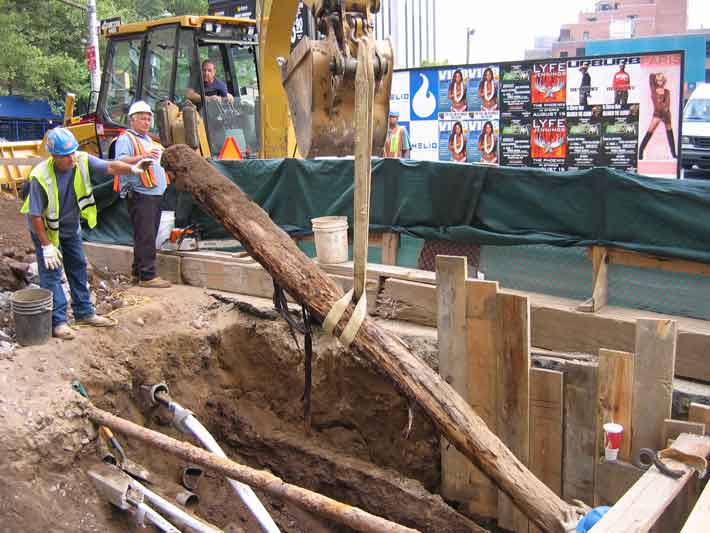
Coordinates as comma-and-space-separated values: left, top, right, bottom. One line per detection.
500, 63, 532, 113
636, 53, 682, 177
566, 105, 604, 170
500, 116, 531, 166
391, 50, 682, 177
531, 115, 567, 171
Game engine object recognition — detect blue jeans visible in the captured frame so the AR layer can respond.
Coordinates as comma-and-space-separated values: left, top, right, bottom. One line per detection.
31, 227, 94, 327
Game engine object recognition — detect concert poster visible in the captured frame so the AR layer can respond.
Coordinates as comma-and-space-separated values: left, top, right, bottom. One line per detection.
566, 105, 604, 170
500, 115, 531, 166
499, 63, 532, 113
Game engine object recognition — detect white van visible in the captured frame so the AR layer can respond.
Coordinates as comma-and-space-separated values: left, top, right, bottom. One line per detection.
681, 83, 710, 170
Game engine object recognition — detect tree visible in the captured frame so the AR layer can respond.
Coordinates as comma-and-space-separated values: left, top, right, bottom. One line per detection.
0, 0, 207, 109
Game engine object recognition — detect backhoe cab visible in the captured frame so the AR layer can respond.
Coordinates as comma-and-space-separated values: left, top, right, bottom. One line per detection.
96, 16, 260, 159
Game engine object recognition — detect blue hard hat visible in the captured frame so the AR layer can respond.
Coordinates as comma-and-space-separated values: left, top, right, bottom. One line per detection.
576, 506, 610, 533
389, 110, 400, 117
46, 127, 79, 156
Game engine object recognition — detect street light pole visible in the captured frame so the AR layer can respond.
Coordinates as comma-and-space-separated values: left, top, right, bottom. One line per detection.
56, 0, 101, 111
466, 27, 476, 65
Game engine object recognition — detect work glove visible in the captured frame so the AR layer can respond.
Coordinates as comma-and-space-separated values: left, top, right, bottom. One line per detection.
130, 158, 153, 174
41, 244, 63, 270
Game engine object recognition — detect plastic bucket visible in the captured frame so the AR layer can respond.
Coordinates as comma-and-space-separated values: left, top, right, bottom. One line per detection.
311, 216, 348, 264
11, 288, 53, 346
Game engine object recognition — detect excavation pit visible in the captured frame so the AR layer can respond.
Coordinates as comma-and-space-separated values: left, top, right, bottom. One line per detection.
0, 285, 484, 532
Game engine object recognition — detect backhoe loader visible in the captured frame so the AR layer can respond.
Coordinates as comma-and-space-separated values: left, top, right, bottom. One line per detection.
0, 0, 393, 195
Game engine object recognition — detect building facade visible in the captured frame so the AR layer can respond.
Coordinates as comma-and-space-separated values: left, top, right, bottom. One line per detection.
373, 0, 438, 69
552, 0, 687, 58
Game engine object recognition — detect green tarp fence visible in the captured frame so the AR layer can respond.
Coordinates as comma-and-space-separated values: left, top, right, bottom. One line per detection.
84, 158, 710, 265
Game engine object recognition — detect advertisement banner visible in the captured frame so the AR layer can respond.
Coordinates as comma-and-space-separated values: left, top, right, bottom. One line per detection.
391, 50, 682, 177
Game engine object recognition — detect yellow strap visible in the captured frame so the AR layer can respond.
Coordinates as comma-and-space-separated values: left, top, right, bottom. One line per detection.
322, 288, 368, 349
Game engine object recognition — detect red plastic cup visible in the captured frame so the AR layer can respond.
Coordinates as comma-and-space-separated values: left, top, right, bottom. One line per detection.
604, 422, 624, 460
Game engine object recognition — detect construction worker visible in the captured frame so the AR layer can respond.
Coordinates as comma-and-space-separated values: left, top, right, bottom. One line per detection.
383, 111, 411, 158
114, 101, 172, 288
21, 127, 152, 340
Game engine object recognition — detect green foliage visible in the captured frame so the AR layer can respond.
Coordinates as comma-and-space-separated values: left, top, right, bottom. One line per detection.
0, 0, 208, 108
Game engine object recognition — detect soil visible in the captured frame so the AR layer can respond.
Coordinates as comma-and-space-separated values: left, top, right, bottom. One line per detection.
0, 280, 457, 532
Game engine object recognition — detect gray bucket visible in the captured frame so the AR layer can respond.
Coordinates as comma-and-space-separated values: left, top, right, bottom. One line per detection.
11, 288, 53, 346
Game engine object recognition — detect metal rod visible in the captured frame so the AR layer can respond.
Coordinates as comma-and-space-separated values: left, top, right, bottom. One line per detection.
404, 0, 409, 68
418, 0, 422, 66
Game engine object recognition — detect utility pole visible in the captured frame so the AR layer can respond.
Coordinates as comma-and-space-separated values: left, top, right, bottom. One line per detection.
57, 0, 101, 110
465, 27, 476, 65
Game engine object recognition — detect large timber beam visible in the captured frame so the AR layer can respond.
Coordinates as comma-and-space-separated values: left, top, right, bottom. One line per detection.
161, 145, 577, 532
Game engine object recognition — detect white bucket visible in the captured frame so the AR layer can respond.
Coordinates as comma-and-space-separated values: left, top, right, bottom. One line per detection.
156, 211, 176, 249
312, 216, 348, 264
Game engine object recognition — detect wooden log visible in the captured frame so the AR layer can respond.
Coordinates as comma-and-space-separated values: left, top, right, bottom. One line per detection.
87, 406, 417, 533
162, 145, 575, 532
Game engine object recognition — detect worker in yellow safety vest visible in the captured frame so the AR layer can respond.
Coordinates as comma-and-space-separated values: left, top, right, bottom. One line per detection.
114, 101, 172, 288
21, 127, 152, 340
383, 110, 411, 159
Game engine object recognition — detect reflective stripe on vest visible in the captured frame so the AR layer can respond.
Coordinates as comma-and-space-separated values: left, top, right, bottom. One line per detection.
126, 131, 158, 188
20, 152, 97, 247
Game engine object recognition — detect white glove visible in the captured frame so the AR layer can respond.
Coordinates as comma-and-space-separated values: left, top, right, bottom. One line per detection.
130, 158, 153, 174
42, 244, 63, 270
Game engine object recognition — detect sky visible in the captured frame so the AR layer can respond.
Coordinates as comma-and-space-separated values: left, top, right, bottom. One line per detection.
434, 0, 710, 65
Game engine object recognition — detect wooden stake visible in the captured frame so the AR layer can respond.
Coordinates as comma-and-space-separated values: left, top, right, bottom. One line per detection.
87, 406, 418, 533
161, 145, 577, 532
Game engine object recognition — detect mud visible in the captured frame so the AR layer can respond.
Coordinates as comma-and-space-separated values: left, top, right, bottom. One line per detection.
0, 284, 464, 532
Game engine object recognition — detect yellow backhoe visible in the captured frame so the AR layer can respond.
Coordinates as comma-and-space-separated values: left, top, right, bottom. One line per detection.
0, 0, 392, 196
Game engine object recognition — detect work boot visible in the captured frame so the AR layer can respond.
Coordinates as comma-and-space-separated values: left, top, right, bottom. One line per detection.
75, 314, 115, 327
666, 129, 677, 159
53, 323, 75, 340
139, 276, 172, 288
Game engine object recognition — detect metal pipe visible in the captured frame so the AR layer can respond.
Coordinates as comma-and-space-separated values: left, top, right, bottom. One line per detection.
432, 0, 437, 63
136, 501, 182, 533
404, 0, 409, 68
86, 0, 101, 111
418, 0, 422, 66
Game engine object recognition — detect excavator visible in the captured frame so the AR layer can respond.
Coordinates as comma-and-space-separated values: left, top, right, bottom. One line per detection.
0, 0, 393, 193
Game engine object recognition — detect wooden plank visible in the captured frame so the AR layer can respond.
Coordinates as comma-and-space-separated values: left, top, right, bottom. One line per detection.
631, 319, 678, 460
380, 232, 400, 266
604, 246, 710, 277
578, 247, 609, 313
596, 349, 634, 462
662, 419, 706, 447
681, 473, 710, 532
563, 359, 598, 504
436, 256, 477, 508
378, 279, 437, 327
590, 433, 710, 533
464, 277, 500, 518
688, 403, 710, 435
529, 368, 563, 533
497, 291, 531, 532
321, 260, 437, 285
594, 460, 643, 507
156, 253, 182, 284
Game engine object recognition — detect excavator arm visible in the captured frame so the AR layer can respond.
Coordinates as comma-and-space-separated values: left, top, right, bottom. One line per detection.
258, 0, 392, 157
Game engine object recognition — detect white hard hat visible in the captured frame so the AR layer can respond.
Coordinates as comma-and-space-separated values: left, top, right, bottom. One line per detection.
128, 101, 153, 116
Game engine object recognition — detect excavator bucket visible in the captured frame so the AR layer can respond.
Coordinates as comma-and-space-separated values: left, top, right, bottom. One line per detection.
281, 36, 393, 158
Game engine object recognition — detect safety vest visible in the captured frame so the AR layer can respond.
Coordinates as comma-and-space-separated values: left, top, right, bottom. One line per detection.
384, 126, 405, 158
112, 131, 168, 192
20, 151, 97, 247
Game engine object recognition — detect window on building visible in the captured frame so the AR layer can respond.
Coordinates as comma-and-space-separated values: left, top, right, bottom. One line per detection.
559, 28, 571, 41
583, 32, 590, 41
576, 47, 586, 57
706, 39, 710, 58
706, 69, 710, 83
560, 51, 569, 58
